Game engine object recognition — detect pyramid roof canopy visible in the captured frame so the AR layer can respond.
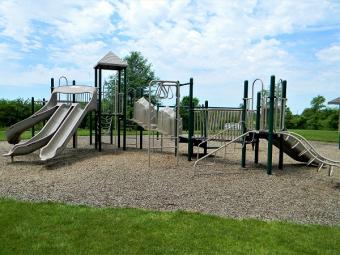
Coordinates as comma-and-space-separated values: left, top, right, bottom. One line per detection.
328, 97, 340, 105
94, 51, 127, 70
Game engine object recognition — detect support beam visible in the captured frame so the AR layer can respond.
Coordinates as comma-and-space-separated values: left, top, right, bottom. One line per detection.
267, 75, 275, 175
31, 97, 35, 138
139, 126, 143, 149
118, 69, 121, 148
123, 67, 127, 150
94, 68, 98, 150
98, 69, 102, 152
204, 100, 208, 155
72, 80, 77, 149
241, 80, 248, 168
90, 112, 93, 145
278, 80, 287, 170
187, 78, 194, 161
254, 92, 261, 164
50, 78, 54, 93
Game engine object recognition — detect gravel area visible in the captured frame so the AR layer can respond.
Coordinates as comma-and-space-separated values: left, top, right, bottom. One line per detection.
0, 136, 340, 226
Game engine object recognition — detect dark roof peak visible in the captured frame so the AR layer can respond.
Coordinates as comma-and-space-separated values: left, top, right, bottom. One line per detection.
328, 97, 340, 105
95, 51, 127, 69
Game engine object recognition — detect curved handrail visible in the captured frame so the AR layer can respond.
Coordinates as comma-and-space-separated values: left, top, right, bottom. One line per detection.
58, 76, 68, 87
251, 78, 264, 111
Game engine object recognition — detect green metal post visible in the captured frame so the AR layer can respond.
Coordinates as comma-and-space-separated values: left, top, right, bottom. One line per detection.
118, 69, 121, 148
156, 104, 159, 140
188, 78, 194, 161
98, 69, 102, 152
267, 75, 275, 175
50, 78, 54, 93
94, 68, 98, 150
31, 97, 34, 138
72, 80, 77, 149
204, 100, 208, 155
90, 112, 93, 145
278, 80, 287, 170
42, 98, 46, 126
139, 126, 143, 149
123, 67, 127, 150
254, 92, 261, 164
338, 105, 340, 150
241, 80, 248, 168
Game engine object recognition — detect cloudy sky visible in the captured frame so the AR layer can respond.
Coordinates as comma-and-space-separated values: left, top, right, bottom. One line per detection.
0, 0, 339, 113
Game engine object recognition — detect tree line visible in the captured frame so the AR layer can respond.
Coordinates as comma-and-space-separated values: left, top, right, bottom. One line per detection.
285, 95, 338, 130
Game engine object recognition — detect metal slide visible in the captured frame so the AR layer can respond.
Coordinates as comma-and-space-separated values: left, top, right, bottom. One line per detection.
274, 131, 340, 175
6, 105, 58, 144
39, 86, 97, 161
5, 85, 97, 161
3, 104, 70, 157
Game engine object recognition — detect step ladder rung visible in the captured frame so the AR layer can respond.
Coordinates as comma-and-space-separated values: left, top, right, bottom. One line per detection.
298, 150, 307, 157
329, 165, 334, 176
307, 156, 316, 166
291, 142, 299, 149
317, 162, 324, 172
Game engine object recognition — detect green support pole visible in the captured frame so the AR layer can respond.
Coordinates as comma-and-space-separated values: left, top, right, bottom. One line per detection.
98, 69, 102, 152
94, 68, 98, 150
254, 92, 261, 164
139, 126, 143, 149
42, 98, 46, 126
123, 67, 127, 150
204, 100, 208, 155
50, 78, 54, 93
31, 97, 34, 138
267, 75, 275, 175
118, 69, 121, 148
241, 80, 248, 168
278, 80, 287, 170
72, 80, 77, 149
156, 104, 159, 140
338, 105, 340, 150
188, 78, 194, 161
90, 112, 93, 145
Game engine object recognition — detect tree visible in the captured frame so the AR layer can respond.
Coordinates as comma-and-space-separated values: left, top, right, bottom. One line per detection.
179, 96, 200, 130
104, 51, 158, 118
310, 95, 326, 111
124, 51, 157, 92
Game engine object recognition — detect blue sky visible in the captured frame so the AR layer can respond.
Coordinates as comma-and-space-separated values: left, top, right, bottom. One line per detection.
0, 0, 339, 113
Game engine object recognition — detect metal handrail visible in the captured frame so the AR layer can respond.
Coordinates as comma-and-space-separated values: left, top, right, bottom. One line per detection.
194, 130, 255, 168
195, 122, 243, 161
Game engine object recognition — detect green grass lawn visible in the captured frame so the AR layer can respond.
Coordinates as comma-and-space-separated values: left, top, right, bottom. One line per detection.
0, 198, 339, 254
1, 127, 339, 143
290, 129, 339, 143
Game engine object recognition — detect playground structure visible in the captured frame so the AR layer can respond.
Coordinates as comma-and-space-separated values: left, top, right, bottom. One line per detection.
3, 51, 340, 176
193, 77, 340, 175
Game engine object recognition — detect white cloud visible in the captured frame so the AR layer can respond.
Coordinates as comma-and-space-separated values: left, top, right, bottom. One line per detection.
0, 0, 340, 112
50, 41, 109, 67
0, 0, 115, 46
316, 45, 340, 63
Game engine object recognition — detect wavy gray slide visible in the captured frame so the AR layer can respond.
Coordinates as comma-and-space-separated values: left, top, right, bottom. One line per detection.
3, 104, 70, 157
5, 85, 97, 161
6, 105, 58, 144
273, 131, 340, 171
39, 103, 86, 161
